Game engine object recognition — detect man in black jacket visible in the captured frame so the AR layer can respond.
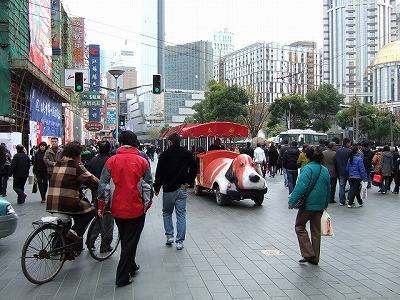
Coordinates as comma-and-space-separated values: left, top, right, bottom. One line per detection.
361, 141, 374, 188
154, 133, 197, 250
9, 144, 31, 204
282, 141, 300, 194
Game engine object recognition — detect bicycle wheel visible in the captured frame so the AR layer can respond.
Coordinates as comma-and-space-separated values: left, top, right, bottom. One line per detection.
21, 224, 66, 284
86, 214, 119, 261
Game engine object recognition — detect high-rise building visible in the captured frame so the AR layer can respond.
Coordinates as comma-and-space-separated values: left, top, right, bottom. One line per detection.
221, 42, 323, 103
323, 0, 397, 104
213, 28, 235, 82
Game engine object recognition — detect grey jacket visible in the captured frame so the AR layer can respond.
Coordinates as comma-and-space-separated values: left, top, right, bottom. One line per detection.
322, 149, 338, 178
43, 147, 63, 175
378, 151, 393, 177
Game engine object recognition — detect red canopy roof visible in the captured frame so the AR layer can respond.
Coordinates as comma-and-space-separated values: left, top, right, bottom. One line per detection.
160, 122, 249, 139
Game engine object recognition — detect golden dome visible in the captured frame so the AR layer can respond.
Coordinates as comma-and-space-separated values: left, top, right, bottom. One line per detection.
372, 41, 400, 66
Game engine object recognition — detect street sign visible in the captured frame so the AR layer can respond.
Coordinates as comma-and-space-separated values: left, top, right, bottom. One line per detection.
112, 128, 122, 139
80, 92, 103, 108
107, 111, 116, 124
85, 121, 103, 131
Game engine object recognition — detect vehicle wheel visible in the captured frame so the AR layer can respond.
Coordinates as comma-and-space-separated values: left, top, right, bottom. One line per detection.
21, 224, 66, 284
87, 214, 120, 261
194, 181, 203, 196
215, 185, 228, 206
252, 195, 264, 205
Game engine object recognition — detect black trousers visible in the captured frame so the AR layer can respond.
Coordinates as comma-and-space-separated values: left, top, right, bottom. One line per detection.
35, 171, 48, 201
0, 174, 8, 195
330, 177, 337, 202
115, 214, 145, 285
13, 177, 27, 202
71, 210, 95, 237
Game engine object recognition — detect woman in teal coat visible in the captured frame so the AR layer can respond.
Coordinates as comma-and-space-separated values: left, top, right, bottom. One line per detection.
288, 146, 331, 265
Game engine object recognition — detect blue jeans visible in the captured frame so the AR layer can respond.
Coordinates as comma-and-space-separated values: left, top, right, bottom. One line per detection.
282, 167, 288, 185
287, 170, 298, 194
338, 175, 348, 204
162, 187, 187, 242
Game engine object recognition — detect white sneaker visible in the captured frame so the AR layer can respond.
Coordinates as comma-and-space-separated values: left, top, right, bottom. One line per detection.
166, 237, 174, 245
176, 241, 184, 250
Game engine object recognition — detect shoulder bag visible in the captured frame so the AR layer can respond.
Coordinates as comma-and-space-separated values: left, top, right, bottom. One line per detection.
293, 165, 322, 209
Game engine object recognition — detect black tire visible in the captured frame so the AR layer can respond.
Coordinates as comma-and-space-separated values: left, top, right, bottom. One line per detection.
215, 185, 228, 206
87, 215, 120, 261
21, 224, 66, 284
194, 181, 203, 196
252, 195, 264, 205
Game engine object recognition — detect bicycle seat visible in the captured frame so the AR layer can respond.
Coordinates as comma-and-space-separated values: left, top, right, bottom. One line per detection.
41, 213, 72, 224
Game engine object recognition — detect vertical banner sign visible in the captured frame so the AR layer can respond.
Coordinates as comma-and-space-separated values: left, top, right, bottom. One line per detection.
30, 87, 62, 137
72, 17, 85, 68
29, 0, 52, 78
51, 0, 61, 56
89, 44, 101, 122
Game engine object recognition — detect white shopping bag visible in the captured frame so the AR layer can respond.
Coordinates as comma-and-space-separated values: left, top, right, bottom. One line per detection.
361, 181, 367, 200
321, 210, 334, 236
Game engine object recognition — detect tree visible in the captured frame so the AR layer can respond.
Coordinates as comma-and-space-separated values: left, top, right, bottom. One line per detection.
306, 83, 345, 132
159, 124, 171, 137
243, 86, 270, 138
147, 128, 161, 141
268, 94, 308, 130
192, 81, 248, 123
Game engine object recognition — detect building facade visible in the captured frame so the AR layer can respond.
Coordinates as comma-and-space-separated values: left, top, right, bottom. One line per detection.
323, 0, 397, 104
221, 42, 323, 103
213, 29, 235, 82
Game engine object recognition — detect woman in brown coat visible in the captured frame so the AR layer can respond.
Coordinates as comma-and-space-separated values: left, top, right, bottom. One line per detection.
46, 142, 99, 241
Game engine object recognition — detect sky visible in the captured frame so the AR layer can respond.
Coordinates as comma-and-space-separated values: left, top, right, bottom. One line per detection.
61, 0, 324, 53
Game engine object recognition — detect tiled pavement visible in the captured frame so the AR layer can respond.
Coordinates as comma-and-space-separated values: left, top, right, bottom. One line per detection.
1, 160, 400, 299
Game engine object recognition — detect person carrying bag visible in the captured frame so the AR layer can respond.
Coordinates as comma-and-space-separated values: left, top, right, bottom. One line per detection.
288, 146, 331, 266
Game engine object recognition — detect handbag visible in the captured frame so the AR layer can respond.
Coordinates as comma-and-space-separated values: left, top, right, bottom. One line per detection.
372, 173, 383, 186
361, 181, 367, 200
32, 176, 38, 193
321, 210, 334, 236
293, 165, 322, 209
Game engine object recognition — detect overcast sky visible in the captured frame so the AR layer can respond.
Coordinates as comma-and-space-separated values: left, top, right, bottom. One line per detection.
62, 0, 400, 58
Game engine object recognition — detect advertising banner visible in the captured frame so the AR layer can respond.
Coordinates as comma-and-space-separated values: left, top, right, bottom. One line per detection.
88, 44, 101, 122
72, 17, 85, 68
51, 0, 61, 56
30, 86, 62, 137
29, 0, 52, 78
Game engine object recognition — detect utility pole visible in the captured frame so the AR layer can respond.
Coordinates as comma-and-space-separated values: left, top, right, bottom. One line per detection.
354, 95, 360, 144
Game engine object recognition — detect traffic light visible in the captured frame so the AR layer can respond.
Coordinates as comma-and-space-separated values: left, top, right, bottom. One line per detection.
74, 72, 84, 92
119, 115, 125, 127
152, 74, 161, 94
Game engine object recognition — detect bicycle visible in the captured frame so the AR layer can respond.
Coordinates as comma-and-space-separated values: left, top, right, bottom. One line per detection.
21, 210, 120, 284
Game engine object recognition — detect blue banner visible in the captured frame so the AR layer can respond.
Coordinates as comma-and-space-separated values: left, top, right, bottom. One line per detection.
89, 44, 101, 122
30, 86, 62, 137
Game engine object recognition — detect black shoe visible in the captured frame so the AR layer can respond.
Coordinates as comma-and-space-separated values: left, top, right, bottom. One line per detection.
329, 200, 337, 203
20, 194, 27, 204
308, 260, 319, 265
299, 256, 316, 263
130, 264, 140, 277
392, 191, 398, 194
116, 278, 133, 287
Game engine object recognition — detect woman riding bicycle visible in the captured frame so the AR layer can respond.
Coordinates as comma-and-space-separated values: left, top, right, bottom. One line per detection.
46, 141, 99, 242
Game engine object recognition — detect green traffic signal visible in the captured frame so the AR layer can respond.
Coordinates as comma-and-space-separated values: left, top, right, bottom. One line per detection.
153, 74, 161, 94
74, 72, 84, 92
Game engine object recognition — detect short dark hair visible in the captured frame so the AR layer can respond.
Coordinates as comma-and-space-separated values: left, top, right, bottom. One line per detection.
305, 146, 323, 163
51, 137, 58, 141
118, 130, 138, 147
97, 140, 111, 155
62, 141, 82, 159
362, 141, 369, 147
167, 133, 181, 145
343, 138, 351, 145
290, 141, 298, 147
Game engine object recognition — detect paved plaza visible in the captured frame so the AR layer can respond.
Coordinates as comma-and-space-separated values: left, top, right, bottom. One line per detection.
1, 159, 400, 299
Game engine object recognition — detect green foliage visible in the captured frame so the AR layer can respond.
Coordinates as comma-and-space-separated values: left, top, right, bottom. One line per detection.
268, 94, 308, 129
192, 81, 248, 123
306, 83, 345, 132
159, 124, 171, 137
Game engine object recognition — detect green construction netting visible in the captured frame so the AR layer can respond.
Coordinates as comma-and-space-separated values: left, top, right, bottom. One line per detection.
0, 48, 11, 114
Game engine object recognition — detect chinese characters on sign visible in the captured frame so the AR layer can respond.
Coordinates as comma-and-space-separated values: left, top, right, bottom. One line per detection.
80, 92, 103, 108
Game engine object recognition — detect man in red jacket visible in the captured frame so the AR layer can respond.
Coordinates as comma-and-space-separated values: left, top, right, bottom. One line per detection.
97, 131, 153, 287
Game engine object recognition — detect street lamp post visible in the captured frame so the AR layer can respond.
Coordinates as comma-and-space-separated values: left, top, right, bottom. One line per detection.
352, 114, 376, 143
108, 69, 125, 131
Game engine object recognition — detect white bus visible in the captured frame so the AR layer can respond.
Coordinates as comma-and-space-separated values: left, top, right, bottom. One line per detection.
278, 129, 327, 146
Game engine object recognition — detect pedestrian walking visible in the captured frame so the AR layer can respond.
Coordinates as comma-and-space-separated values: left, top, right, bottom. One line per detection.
288, 146, 330, 266
377, 145, 393, 194
44, 137, 63, 184
267, 143, 279, 177
33, 142, 49, 203
154, 133, 197, 251
0, 144, 11, 197
278, 140, 290, 186
282, 141, 300, 194
334, 138, 352, 205
297, 144, 309, 169
346, 146, 368, 207
97, 131, 153, 287
253, 143, 266, 176
361, 141, 374, 188
322, 142, 338, 203
242, 142, 254, 158
8, 144, 31, 204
